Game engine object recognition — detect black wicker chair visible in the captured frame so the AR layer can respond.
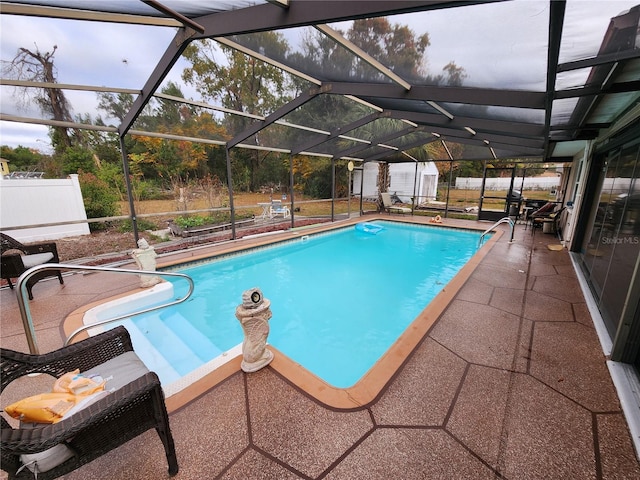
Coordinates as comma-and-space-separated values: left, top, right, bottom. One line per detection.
1, 326, 178, 479
0, 233, 64, 300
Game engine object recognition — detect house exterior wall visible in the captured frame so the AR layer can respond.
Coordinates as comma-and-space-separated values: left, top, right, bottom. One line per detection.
0, 158, 9, 177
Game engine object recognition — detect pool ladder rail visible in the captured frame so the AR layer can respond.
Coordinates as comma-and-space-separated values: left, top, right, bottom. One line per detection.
479, 216, 515, 247
11, 263, 194, 354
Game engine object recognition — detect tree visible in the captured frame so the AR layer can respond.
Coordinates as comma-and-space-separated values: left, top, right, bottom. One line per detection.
154, 81, 195, 129
346, 18, 430, 81
183, 34, 291, 134
182, 33, 294, 191
291, 18, 468, 194
131, 111, 226, 184
299, 18, 464, 85
60, 145, 96, 175
2, 45, 76, 152
442, 61, 467, 86
0, 145, 46, 172
97, 92, 134, 122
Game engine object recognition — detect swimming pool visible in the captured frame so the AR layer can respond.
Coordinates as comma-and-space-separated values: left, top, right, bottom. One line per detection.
101, 220, 485, 389
77, 218, 498, 406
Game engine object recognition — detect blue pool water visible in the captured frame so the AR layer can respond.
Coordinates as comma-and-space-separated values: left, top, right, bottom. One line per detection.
129, 221, 484, 388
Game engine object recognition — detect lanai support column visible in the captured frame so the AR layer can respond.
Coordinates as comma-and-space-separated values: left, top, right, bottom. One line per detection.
289, 153, 295, 229
225, 147, 237, 240
442, 140, 454, 219
413, 160, 418, 211
359, 161, 365, 215
331, 158, 335, 222
119, 136, 139, 244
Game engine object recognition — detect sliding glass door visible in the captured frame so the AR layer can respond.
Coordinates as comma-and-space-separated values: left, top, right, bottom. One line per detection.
578, 123, 640, 344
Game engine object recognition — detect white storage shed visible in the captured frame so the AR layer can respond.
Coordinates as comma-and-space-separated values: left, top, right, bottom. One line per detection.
352, 161, 439, 204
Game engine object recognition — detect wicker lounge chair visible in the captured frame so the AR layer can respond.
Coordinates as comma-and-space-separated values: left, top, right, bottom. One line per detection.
528, 203, 565, 235
1, 326, 178, 479
380, 192, 411, 214
0, 233, 64, 300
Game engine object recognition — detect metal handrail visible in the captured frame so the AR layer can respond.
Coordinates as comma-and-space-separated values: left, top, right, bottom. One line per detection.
14, 263, 194, 354
479, 216, 515, 246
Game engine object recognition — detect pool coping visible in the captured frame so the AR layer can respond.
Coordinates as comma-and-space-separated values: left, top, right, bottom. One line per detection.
64, 215, 502, 411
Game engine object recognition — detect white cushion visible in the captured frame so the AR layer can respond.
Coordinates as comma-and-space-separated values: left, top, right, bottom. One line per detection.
21, 252, 54, 268
83, 351, 149, 391
19, 444, 75, 475
17, 392, 110, 474
60, 390, 110, 418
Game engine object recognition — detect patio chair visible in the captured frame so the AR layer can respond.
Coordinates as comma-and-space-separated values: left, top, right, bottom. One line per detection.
530, 204, 565, 235
380, 192, 411, 214
269, 200, 290, 219
0, 326, 179, 480
0, 233, 64, 300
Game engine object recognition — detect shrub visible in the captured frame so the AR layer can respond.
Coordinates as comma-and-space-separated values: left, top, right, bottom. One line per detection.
118, 218, 158, 233
174, 215, 209, 229
79, 171, 119, 231
174, 211, 253, 229
62, 146, 96, 175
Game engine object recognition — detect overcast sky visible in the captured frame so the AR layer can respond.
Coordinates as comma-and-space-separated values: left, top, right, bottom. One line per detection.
1, 0, 637, 153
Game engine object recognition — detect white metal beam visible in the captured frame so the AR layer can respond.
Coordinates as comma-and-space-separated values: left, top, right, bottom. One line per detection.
315, 24, 412, 91
214, 37, 321, 86
0, 2, 182, 27
0, 79, 140, 95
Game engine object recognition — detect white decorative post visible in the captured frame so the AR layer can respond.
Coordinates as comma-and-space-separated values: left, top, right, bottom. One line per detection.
235, 288, 274, 372
130, 238, 161, 288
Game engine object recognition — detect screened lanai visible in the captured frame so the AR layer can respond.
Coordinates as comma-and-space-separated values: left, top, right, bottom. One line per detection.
3, 2, 640, 477
2, 1, 639, 234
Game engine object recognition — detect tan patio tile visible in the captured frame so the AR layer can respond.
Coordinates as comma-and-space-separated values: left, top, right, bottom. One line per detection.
470, 264, 528, 290
597, 413, 640, 479
573, 302, 596, 328
219, 448, 305, 479
513, 318, 535, 373
530, 244, 573, 265
480, 241, 531, 269
370, 337, 467, 426
532, 274, 586, 303
530, 322, 619, 411
523, 290, 575, 322
528, 261, 558, 277
245, 368, 373, 479
64, 375, 250, 480
447, 365, 512, 468
65, 429, 175, 480
501, 374, 596, 480
490, 287, 525, 316
555, 264, 578, 277
324, 428, 498, 480
430, 300, 521, 369
168, 373, 250, 479
456, 276, 495, 305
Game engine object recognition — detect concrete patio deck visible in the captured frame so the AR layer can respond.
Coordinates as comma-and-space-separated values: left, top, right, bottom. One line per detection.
1, 218, 639, 479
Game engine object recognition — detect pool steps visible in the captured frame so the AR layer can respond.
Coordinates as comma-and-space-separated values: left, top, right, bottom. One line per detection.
120, 313, 224, 387
159, 312, 224, 363
135, 314, 203, 377
84, 282, 226, 387
119, 318, 181, 385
